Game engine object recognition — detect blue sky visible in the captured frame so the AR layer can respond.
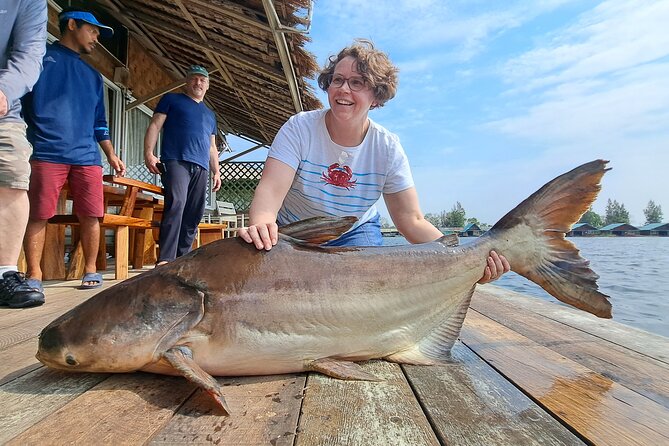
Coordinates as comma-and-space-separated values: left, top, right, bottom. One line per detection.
231, 0, 669, 226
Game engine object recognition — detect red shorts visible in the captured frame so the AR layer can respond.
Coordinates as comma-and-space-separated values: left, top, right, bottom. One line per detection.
28, 160, 104, 220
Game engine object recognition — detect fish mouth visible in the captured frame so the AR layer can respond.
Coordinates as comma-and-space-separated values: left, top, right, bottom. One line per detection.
36, 324, 78, 369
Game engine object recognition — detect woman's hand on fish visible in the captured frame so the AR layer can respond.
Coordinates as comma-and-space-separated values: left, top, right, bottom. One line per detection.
478, 251, 510, 284
238, 222, 279, 251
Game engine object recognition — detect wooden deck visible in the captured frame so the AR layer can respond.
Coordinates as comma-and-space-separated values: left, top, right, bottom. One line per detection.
1, 273, 668, 445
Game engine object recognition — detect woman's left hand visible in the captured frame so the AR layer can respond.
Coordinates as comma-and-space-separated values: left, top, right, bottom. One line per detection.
477, 250, 510, 284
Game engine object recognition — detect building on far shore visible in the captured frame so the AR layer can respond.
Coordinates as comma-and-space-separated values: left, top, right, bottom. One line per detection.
599, 223, 639, 236
638, 222, 669, 236
567, 223, 599, 237
459, 223, 483, 237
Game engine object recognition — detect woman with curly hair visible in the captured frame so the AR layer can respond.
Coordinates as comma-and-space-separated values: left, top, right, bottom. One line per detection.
239, 39, 509, 282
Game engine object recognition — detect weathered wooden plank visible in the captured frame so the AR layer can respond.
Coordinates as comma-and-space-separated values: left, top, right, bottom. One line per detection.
0, 338, 40, 385
0, 367, 109, 443
0, 272, 143, 347
404, 342, 584, 445
0, 294, 89, 351
149, 374, 305, 445
0, 281, 109, 332
471, 288, 669, 408
6, 373, 196, 445
477, 285, 669, 363
461, 310, 669, 446
296, 360, 440, 446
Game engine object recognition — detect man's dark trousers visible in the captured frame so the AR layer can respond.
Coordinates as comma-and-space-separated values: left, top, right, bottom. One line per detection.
158, 160, 208, 262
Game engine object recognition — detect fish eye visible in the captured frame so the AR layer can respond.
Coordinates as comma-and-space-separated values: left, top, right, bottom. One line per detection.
65, 354, 78, 366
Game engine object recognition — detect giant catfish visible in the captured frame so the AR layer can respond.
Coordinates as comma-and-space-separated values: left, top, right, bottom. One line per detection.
36, 160, 612, 415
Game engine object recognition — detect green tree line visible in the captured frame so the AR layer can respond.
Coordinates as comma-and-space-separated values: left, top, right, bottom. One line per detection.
579, 199, 664, 227
380, 199, 664, 230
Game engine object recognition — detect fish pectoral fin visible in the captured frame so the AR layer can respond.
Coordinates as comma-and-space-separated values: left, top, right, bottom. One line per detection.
305, 358, 381, 381
162, 346, 230, 415
385, 346, 450, 365
279, 216, 358, 244
389, 288, 474, 365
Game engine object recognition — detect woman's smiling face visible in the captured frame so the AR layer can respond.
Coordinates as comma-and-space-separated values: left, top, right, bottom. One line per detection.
327, 56, 376, 123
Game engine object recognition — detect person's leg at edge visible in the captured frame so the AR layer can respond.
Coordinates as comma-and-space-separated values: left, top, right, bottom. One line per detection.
0, 187, 29, 268
176, 163, 207, 257
0, 122, 44, 307
69, 165, 104, 287
158, 161, 190, 263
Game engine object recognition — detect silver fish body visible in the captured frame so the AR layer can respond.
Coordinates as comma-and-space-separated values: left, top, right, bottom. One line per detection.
37, 160, 612, 414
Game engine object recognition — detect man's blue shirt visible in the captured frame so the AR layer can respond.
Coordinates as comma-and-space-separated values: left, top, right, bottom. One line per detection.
21, 42, 110, 166
156, 93, 216, 170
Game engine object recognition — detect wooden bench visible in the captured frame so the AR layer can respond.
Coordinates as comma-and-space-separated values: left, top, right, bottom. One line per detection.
101, 176, 228, 270
44, 175, 228, 281
193, 222, 229, 247
48, 214, 155, 280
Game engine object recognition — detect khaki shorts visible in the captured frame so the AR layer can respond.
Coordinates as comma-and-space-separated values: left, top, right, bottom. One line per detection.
0, 122, 32, 190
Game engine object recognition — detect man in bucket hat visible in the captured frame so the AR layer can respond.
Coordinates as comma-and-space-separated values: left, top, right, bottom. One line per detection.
21, 7, 126, 291
144, 65, 222, 265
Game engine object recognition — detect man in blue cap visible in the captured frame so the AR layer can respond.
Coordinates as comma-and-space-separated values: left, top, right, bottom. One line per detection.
144, 65, 222, 265
22, 7, 126, 291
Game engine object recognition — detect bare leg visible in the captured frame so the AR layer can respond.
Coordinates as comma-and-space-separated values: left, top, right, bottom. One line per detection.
0, 187, 29, 267
78, 216, 100, 285
23, 218, 48, 280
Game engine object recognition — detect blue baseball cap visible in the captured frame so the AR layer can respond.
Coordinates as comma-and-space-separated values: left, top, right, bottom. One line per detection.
59, 11, 114, 38
188, 65, 209, 78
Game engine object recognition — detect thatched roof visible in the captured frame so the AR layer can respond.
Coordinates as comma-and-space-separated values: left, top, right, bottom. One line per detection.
97, 0, 322, 145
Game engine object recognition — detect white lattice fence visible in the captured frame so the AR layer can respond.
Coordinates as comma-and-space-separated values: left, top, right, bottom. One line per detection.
217, 162, 264, 213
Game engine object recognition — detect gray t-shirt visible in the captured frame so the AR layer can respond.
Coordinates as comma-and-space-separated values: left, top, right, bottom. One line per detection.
0, 0, 47, 123
269, 109, 414, 228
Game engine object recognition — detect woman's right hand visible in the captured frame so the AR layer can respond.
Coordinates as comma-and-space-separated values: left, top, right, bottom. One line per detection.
238, 222, 279, 251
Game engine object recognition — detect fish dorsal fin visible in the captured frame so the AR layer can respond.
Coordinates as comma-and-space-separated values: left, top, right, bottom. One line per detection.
437, 233, 459, 247
385, 286, 475, 365
278, 216, 358, 244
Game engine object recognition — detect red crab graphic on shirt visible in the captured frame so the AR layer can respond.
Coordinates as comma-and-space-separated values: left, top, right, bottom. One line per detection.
322, 163, 357, 190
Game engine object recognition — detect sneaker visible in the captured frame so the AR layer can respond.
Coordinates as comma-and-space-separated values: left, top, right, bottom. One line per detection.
0, 271, 45, 308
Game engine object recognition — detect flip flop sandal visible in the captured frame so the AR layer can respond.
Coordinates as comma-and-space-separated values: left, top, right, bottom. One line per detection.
79, 272, 103, 289
26, 278, 44, 292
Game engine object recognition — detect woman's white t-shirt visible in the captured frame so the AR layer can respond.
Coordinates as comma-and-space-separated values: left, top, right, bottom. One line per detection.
269, 109, 414, 228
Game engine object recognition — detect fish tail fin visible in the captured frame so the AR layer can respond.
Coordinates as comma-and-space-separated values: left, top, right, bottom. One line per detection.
490, 160, 612, 318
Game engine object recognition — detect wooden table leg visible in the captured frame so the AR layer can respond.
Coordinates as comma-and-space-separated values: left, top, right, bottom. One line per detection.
132, 207, 153, 269
41, 223, 67, 280
41, 190, 68, 280
96, 227, 107, 271
115, 226, 129, 280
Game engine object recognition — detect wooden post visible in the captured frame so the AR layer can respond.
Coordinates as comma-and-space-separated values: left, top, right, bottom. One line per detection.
115, 226, 129, 280
41, 190, 68, 280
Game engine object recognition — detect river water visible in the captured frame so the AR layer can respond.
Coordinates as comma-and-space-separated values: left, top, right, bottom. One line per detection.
383, 235, 669, 338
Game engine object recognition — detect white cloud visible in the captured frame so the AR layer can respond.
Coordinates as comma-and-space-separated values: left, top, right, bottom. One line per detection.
487, 62, 669, 143
501, 1, 669, 91
312, 0, 581, 61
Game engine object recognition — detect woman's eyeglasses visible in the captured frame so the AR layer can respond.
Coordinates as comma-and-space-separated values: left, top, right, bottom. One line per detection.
328, 74, 368, 92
